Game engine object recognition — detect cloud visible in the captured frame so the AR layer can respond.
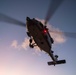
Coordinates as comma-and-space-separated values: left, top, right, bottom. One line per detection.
11, 40, 18, 48
21, 38, 29, 49
11, 38, 29, 50
11, 38, 41, 55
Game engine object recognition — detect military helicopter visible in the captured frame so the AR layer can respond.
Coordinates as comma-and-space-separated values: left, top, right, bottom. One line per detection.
26, 16, 66, 66
0, 0, 71, 66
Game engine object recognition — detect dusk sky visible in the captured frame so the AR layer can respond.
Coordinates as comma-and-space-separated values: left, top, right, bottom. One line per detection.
0, 0, 76, 75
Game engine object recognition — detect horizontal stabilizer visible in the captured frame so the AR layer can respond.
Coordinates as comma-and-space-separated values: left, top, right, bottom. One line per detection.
48, 60, 66, 66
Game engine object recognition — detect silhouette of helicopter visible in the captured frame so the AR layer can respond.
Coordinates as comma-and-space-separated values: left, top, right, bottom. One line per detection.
1, 0, 76, 66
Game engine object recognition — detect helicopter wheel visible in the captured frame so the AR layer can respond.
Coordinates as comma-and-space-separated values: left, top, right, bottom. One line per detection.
55, 55, 58, 58
51, 50, 54, 53
29, 44, 34, 48
29, 39, 32, 43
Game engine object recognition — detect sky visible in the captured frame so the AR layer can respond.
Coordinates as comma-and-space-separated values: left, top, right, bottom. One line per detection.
0, 0, 76, 75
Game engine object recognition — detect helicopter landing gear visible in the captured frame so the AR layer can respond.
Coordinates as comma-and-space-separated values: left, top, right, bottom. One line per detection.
27, 32, 35, 48
55, 55, 58, 59
29, 38, 34, 48
51, 50, 54, 53
29, 38, 37, 48
29, 38, 32, 43
29, 43, 34, 48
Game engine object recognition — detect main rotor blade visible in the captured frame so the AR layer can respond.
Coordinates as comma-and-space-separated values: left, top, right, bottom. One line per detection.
0, 13, 26, 27
49, 30, 76, 39
45, 0, 64, 25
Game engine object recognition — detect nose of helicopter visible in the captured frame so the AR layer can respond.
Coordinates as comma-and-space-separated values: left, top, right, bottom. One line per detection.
26, 17, 31, 21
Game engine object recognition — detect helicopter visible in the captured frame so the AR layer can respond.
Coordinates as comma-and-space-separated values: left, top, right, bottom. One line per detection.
0, 0, 68, 66
26, 16, 66, 66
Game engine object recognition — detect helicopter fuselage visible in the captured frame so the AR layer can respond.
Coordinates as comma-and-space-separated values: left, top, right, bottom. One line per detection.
26, 17, 53, 54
